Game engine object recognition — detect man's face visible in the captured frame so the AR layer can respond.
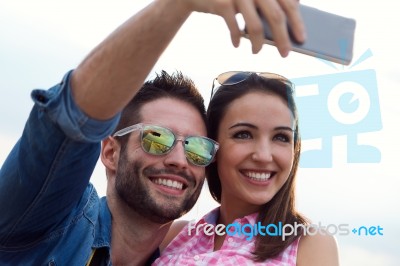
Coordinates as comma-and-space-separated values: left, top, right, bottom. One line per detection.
115, 98, 206, 224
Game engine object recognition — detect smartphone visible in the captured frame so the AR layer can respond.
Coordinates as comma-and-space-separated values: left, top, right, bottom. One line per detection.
242, 4, 356, 65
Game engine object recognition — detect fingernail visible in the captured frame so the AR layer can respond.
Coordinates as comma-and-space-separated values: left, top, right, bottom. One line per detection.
280, 46, 290, 57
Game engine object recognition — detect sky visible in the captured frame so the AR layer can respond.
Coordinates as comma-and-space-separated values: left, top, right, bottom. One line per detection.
1, 0, 399, 265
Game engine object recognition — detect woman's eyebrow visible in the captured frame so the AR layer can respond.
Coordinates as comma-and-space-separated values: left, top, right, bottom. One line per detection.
229, 122, 257, 129
229, 123, 294, 132
274, 126, 295, 132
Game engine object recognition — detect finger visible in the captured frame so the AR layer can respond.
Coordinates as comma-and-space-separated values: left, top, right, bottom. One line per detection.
236, 0, 264, 54
218, 1, 242, 48
257, 0, 291, 57
278, 0, 306, 43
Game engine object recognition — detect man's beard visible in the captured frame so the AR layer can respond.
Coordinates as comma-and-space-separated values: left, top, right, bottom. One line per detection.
115, 151, 204, 224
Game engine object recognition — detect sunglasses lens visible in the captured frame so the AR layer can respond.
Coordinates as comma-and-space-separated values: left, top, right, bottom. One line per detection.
184, 137, 216, 166
141, 125, 175, 155
140, 125, 216, 166
217, 71, 250, 86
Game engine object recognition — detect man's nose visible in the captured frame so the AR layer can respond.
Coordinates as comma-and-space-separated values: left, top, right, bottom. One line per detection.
163, 138, 189, 169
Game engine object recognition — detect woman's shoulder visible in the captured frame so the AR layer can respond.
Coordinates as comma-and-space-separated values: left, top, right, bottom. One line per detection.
296, 227, 339, 266
159, 208, 220, 252
159, 220, 190, 252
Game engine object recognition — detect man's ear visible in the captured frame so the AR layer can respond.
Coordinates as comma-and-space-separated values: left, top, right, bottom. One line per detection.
101, 136, 120, 172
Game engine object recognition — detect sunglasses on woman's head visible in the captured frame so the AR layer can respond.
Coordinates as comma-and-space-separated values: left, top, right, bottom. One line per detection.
210, 71, 294, 99
113, 123, 219, 167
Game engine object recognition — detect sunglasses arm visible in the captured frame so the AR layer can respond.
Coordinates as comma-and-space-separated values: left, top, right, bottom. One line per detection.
113, 123, 143, 137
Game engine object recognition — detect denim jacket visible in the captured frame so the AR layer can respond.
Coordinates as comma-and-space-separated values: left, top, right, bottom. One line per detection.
0, 71, 145, 265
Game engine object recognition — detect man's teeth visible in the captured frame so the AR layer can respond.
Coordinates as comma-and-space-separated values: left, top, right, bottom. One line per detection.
246, 172, 271, 181
153, 178, 183, 190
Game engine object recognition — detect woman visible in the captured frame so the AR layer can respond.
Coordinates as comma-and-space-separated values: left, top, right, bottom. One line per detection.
153, 72, 339, 265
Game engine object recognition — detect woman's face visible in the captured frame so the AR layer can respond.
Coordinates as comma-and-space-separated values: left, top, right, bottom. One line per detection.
216, 91, 295, 214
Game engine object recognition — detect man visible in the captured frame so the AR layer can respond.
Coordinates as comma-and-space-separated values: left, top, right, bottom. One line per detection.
0, 0, 305, 264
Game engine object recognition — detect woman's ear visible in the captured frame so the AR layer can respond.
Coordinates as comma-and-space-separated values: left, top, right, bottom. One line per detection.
101, 136, 120, 172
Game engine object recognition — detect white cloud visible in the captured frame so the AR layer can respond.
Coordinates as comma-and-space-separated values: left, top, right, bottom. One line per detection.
341, 244, 398, 266
0, 135, 18, 166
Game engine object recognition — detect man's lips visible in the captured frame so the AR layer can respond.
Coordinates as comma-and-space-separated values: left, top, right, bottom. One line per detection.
150, 177, 185, 190
148, 174, 190, 191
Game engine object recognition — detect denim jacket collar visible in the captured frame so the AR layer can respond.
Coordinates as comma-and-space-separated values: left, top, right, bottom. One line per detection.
93, 197, 112, 249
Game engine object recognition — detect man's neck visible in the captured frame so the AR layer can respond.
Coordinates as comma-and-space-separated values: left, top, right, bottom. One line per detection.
108, 198, 172, 265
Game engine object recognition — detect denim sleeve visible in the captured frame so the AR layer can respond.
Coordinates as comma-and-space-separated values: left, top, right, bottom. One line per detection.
0, 70, 121, 246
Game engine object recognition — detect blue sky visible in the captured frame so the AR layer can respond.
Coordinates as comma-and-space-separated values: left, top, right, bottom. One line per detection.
1, 0, 399, 265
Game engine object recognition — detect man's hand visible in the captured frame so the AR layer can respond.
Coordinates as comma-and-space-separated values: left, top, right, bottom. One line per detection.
182, 0, 306, 56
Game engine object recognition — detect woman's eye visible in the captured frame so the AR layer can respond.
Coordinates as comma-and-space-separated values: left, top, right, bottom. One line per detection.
233, 131, 252, 139
274, 133, 291, 143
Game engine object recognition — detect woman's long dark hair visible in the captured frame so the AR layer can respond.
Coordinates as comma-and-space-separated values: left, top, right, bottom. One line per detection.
206, 73, 308, 261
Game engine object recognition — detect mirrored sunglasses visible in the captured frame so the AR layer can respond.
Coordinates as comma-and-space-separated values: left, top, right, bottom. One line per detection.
113, 123, 219, 167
